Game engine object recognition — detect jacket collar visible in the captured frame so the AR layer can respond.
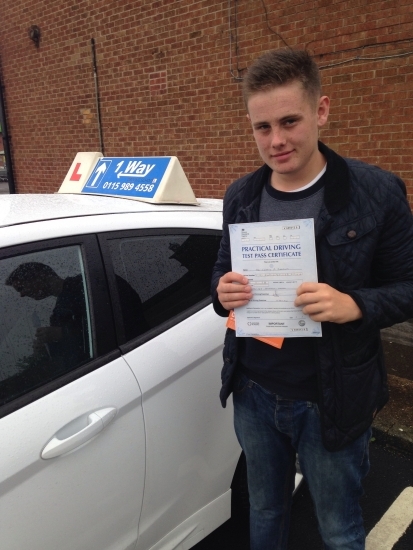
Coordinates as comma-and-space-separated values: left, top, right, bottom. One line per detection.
319, 141, 351, 214
241, 141, 351, 215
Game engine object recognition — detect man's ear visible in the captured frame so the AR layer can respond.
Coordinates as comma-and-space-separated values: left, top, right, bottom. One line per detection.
317, 95, 330, 128
246, 113, 250, 122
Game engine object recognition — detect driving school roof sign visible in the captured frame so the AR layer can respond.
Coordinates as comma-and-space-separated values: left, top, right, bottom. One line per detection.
59, 152, 198, 205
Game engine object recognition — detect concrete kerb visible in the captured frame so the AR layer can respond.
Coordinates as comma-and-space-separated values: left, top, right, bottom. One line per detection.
372, 419, 413, 455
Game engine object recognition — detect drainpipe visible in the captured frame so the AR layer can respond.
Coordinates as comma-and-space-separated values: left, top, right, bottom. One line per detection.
91, 38, 104, 156
0, 69, 16, 193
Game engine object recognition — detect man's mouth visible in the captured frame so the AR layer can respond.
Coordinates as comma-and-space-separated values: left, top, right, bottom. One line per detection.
272, 150, 293, 160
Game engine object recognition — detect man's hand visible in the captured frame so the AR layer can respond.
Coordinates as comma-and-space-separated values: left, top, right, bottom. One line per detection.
217, 272, 252, 311
33, 326, 62, 352
294, 282, 362, 324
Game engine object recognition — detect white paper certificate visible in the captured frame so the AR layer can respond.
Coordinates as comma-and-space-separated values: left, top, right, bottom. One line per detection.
229, 219, 322, 338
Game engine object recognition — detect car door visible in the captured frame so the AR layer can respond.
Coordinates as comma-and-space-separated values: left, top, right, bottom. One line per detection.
99, 228, 240, 550
0, 235, 145, 550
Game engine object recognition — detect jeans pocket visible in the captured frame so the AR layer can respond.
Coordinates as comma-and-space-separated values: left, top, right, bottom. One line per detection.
233, 373, 251, 394
313, 402, 321, 417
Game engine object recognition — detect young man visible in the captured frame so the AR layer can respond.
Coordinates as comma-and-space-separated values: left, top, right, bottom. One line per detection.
211, 49, 413, 550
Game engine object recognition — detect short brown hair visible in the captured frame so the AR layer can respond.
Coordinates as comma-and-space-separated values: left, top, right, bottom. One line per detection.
242, 49, 322, 107
6, 262, 57, 286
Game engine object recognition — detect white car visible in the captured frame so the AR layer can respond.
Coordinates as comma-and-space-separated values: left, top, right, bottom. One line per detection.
0, 192, 302, 550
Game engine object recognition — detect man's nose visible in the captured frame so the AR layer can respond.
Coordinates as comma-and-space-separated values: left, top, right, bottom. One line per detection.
270, 128, 286, 147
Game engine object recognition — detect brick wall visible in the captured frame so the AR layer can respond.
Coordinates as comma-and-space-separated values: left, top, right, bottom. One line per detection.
1, 0, 413, 203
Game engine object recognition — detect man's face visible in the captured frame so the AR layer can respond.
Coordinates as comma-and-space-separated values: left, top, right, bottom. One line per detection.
12, 279, 50, 300
247, 81, 330, 191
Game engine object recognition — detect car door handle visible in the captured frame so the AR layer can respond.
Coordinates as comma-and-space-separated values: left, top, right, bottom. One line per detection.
41, 407, 117, 460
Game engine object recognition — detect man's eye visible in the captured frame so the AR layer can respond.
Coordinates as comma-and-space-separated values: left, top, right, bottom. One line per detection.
284, 119, 297, 126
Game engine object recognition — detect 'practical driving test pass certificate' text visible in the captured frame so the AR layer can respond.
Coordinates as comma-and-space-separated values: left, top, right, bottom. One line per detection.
229, 219, 322, 338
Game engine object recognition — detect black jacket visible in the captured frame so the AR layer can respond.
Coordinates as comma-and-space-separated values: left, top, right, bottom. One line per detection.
211, 142, 413, 451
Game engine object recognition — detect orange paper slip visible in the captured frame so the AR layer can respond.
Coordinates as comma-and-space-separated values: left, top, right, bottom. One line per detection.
226, 310, 284, 349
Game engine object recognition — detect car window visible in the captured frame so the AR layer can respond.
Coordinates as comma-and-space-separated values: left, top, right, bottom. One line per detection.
105, 232, 221, 342
0, 245, 93, 406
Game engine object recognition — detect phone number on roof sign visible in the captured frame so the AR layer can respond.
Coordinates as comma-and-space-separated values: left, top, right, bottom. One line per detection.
101, 182, 155, 192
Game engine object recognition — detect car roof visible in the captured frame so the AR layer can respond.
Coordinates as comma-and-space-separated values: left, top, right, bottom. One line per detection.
0, 193, 223, 229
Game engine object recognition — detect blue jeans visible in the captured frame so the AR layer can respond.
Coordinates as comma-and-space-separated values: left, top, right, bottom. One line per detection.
233, 373, 371, 550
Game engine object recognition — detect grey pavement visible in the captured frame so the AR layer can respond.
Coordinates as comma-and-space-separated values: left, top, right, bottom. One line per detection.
0, 181, 9, 194
374, 321, 413, 453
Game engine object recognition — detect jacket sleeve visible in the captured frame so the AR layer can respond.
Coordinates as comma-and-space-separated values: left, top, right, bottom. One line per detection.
346, 173, 413, 330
